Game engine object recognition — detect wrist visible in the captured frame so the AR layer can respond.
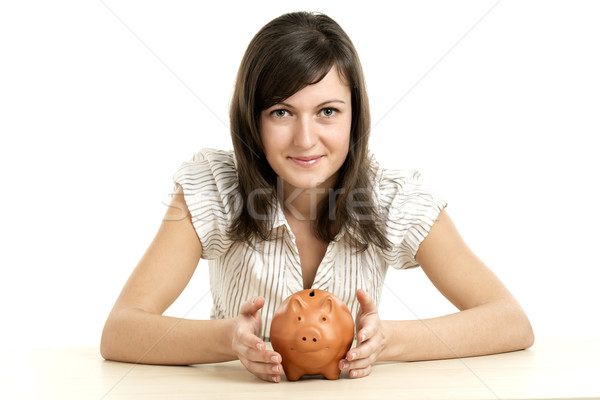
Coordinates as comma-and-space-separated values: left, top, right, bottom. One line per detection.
224, 318, 238, 359
378, 320, 406, 361
205, 318, 237, 361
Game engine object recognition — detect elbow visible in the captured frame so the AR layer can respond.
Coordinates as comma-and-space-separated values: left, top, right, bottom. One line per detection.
491, 298, 535, 352
100, 343, 112, 362
100, 321, 115, 361
100, 308, 149, 363
100, 336, 116, 362
521, 317, 535, 350
510, 301, 535, 351
100, 312, 123, 362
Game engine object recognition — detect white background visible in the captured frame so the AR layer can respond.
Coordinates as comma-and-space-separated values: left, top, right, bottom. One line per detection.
1, 0, 598, 350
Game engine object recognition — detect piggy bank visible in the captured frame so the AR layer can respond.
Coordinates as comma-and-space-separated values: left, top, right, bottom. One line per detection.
270, 289, 354, 381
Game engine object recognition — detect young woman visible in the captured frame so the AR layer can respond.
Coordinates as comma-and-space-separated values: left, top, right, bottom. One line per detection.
101, 11, 534, 383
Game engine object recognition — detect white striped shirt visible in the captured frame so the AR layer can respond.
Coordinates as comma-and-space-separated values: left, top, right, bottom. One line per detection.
173, 148, 446, 340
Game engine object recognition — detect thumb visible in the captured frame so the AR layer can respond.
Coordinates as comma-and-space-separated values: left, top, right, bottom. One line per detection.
239, 296, 265, 316
356, 289, 377, 314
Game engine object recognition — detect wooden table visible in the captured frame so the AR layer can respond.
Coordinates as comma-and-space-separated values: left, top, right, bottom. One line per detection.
1, 337, 598, 399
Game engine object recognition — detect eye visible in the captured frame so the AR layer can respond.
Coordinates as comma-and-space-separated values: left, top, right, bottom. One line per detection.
320, 315, 327, 323
297, 316, 302, 321
319, 107, 338, 118
271, 109, 289, 119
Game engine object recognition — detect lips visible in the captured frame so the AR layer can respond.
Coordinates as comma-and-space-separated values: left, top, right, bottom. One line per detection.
288, 155, 324, 167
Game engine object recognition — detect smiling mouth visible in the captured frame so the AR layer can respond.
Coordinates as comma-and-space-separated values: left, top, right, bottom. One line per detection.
289, 347, 330, 354
288, 155, 324, 167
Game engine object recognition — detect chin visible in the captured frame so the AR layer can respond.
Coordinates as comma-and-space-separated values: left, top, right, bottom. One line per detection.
289, 177, 330, 191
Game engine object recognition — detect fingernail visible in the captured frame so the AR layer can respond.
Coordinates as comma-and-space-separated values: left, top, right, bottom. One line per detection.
256, 343, 264, 351
252, 297, 256, 304
271, 355, 279, 363
351, 370, 358, 378
341, 361, 349, 369
361, 334, 366, 342
272, 376, 279, 383
349, 353, 356, 360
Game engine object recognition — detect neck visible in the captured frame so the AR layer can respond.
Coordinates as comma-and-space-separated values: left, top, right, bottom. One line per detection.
278, 179, 335, 223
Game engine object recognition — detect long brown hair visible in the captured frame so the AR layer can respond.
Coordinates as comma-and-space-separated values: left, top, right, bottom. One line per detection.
229, 11, 391, 253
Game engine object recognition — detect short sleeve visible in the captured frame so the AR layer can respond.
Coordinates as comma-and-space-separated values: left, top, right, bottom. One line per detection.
377, 168, 447, 270
172, 148, 241, 260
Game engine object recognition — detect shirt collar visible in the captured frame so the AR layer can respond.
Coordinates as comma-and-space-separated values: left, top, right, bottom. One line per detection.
271, 199, 350, 243
272, 200, 288, 229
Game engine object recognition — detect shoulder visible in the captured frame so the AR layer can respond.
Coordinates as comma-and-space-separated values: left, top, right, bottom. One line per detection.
374, 166, 440, 210
175, 148, 237, 175
173, 148, 239, 194
171, 148, 240, 259
372, 163, 447, 268
376, 167, 425, 194
373, 162, 446, 237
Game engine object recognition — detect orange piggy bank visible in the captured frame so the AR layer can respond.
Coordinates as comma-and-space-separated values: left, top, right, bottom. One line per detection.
270, 289, 355, 381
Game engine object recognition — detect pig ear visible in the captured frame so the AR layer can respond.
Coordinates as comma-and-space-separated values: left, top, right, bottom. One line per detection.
319, 295, 334, 314
290, 295, 307, 314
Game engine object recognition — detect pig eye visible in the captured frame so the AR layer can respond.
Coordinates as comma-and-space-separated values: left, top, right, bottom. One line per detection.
297, 316, 302, 321
320, 316, 327, 322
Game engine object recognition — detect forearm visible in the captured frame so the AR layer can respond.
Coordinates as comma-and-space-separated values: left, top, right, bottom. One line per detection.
379, 299, 534, 362
101, 308, 236, 365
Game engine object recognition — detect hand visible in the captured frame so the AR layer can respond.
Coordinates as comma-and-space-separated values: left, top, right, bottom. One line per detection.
231, 296, 283, 383
339, 289, 385, 378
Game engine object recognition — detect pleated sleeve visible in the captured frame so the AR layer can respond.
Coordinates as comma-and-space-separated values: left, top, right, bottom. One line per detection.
377, 168, 447, 270
172, 148, 241, 260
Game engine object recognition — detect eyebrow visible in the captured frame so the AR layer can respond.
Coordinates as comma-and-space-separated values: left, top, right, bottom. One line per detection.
276, 99, 346, 109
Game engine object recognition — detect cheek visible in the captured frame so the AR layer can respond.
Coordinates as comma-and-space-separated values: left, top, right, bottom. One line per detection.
259, 121, 286, 156
339, 113, 352, 142
259, 121, 275, 156
262, 137, 283, 163
327, 118, 352, 152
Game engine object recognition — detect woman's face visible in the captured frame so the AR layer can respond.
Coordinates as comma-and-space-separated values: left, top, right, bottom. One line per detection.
259, 67, 352, 195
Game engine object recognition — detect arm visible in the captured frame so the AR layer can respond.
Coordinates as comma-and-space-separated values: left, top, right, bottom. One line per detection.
380, 209, 534, 361
100, 185, 235, 364
101, 185, 283, 381
341, 209, 534, 378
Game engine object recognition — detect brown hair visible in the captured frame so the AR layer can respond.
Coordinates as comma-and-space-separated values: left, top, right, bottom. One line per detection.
229, 11, 391, 253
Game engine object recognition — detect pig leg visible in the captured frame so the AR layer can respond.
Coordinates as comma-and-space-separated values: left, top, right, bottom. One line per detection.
284, 364, 304, 381
321, 363, 342, 380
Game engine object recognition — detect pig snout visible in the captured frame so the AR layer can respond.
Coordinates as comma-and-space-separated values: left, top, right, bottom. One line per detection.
295, 326, 323, 351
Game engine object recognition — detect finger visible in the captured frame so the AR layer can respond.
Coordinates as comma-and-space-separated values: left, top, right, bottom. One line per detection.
239, 359, 282, 383
246, 346, 282, 365
236, 342, 282, 383
339, 346, 376, 370
234, 333, 282, 364
242, 358, 284, 376
357, 325, 373, 344
356, 289, 377, 315
339, 356, 374, 376
349, 364, 372, 379
340, 352, 376, 370
234, 325, 263, 349
355, 319, 376, 344
254, 374, 282, 383
239, 296, 265, 316
341, 338, 376, 365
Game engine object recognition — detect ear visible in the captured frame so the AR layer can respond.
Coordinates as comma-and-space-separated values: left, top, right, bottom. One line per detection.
319, 295, 334, 314
290, 295, 307, 314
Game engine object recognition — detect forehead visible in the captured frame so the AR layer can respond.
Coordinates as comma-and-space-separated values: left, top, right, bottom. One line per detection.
277, 67, 351, 106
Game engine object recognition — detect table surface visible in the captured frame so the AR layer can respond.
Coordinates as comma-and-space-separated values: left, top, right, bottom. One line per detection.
1, 336, 599, 400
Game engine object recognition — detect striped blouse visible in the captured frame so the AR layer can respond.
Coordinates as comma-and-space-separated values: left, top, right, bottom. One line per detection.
173, 148, 446, 341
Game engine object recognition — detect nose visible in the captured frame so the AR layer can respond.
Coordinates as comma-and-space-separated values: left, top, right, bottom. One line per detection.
298, 326, 322, 347
292, 116, 318, 149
